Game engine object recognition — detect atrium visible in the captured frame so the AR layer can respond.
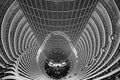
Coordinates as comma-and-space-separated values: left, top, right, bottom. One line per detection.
0, 0, 120, 80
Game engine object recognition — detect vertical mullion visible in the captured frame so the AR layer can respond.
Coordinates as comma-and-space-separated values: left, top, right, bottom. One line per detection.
75, 0, 87, 38
61, 2, 65, 27
30, 0, 37, 8
70, 1, 77, 40
34, 0, 43, 41
81, 0, 95, 28
52, 2, 54, 30
64, 1, 71, 42
67, 1, 75, 34
26, 0, 32, 7
66, 2, 71, 26
50, 2, 54, 28
39, 0, 46, 40
46, 2, 52, 31
63, 2, 70, 27
35, 0, 42, 25
70, 1, 75, 25
30, 0, 39, 25
73, 0, 82, 28
74, 0, 87, 42
77, 0, 87, 25
82, 0, 90, 21
56, 2, 58, 27
46, 1, 50, 31
35, 0, 42, 9
21, 0, 34, 31
43, 1, 48, 33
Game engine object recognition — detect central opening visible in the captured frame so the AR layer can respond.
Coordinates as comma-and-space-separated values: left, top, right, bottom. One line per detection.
44, 48, 70, 79
47, 48, 67, 62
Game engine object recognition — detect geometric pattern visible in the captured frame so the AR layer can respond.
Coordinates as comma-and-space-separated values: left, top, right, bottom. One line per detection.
0, 0, 120, 80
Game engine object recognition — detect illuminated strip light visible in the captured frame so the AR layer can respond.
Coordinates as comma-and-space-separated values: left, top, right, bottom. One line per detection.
94, 67, 120, 80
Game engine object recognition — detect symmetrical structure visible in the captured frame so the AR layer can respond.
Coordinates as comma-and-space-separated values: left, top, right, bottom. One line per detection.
0, 0, 120, 80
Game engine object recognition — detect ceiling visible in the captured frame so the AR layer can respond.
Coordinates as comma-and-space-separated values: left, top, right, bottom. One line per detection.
0, 0, 120, 80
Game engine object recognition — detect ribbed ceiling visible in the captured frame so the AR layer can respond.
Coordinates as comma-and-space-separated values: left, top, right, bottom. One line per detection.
17, 0, 99, 46
0, 0, 120, 80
